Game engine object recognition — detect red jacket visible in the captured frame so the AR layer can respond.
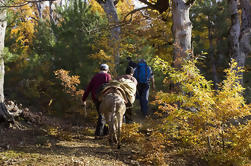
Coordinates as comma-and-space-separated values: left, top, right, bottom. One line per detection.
82, 71, 111, 102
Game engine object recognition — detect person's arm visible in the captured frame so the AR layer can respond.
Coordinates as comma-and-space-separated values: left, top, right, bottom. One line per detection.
133, 68, 138, 79
82, 77, 94, 102
151, 76, 155, 90
133, 77, 138, 86
149, 67, 155, 90
107, 74, 112, 82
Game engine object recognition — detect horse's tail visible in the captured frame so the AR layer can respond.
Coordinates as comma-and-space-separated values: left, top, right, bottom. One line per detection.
117, 95, 125, 149
111, 95, 117, 144
107, 93, 125, 149
117, 102, 121, 149
112, 94, 122, 149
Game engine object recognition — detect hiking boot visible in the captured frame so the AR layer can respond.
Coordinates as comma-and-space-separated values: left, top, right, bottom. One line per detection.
103, 126, 109, 135
94, 136, 103, 140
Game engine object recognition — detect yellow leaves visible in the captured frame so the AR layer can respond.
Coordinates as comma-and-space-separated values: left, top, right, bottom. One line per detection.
48, 99, 53, 106
161, 10, 172, 19
9, 0, 37, 55
121, 123, 144, 143
214, 59, 249, 123
89, 0, 105, 14
138, 131, 166, 165
46, 127, 72, 141
25, 7, 33, 17
16, 35, 24, 43
10, 28, 19, 36
153, 57, 250, 162
54, 69, 83, 97
89, 50, 115, 72
116, 0, 134, 19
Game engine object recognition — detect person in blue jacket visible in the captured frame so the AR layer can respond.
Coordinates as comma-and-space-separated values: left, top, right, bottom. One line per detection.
134, 59, 155, 117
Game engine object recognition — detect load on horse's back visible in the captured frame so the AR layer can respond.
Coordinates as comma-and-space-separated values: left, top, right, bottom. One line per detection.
98, 79, 137, 105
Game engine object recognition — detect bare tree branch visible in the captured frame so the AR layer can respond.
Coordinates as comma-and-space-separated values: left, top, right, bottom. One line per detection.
114, 0, 119, 6
96, 0, 119, 7
138, 0, 156, 9
138, 0, 170, 13
123, 6, 149, 22
0, 0, 56, 8
185, 0, 196, 6
96, 0, 105, 5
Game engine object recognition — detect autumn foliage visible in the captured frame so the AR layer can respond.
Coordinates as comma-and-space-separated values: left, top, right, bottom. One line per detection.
152, 57, 251, 165
2, 0, 251, 165
54, 69, 84, 97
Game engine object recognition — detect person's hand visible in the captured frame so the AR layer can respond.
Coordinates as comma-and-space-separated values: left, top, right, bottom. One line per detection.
82, 101, 87, 117
82, 101, 86, 107
152, 84, 156, 91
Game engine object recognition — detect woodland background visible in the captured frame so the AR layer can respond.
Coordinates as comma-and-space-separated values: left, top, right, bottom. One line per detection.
0, 0, 250, 165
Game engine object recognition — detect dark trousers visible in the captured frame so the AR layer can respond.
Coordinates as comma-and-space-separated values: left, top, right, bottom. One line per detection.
94, 100, 108, 136
125, 107, 133, 123
137, 83, 150, 117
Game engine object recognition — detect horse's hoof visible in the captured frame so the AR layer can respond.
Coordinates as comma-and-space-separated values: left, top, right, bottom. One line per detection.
94, 136, 103, 140
109, 139, 113, 146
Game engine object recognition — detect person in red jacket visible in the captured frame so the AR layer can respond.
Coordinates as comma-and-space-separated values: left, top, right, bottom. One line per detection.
82, 64, 111, 138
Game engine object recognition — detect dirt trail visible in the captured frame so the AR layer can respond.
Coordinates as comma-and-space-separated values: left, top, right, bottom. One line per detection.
0, 125, 141, 166
0, 99, 155, 166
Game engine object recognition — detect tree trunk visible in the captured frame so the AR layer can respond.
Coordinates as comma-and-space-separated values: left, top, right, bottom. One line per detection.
208, 16, 218, 89
172, 0, 193, 68
0, 9, 12, 122
36, 2, 43, 19
0, 10, 6, 103
49, 1, 55, 24
228, 0, 251, 84
97, 0, 120, 74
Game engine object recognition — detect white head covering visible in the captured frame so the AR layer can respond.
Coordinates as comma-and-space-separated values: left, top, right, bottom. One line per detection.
100, 64, 109, 71
138, 59, 146, 63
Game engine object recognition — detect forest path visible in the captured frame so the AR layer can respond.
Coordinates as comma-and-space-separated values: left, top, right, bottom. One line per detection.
0, 97, 165, 166
0, 124, 140, 166
0, 100, 147, 166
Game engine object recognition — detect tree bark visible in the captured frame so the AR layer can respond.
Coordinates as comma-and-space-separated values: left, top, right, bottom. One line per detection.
35, 2, 43, 19
172, 0, 193, 68
49, 1, 56, 24
0, 10, 6, 103
208, 15, 218, 89
0, 9, 12, 122
97, 0, 120, 74
228, 0, 251, 84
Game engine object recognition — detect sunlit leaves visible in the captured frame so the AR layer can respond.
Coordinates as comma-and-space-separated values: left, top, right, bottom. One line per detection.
153, 57, 251, 164
54, 69, 82, 96
8, 0, 37, 55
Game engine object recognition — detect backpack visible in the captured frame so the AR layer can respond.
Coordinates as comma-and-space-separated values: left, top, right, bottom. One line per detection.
134, 62, 151, 84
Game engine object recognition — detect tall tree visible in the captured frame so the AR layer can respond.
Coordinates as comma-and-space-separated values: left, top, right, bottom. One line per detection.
137, 0, 195, 67
191, 0, 230, 89
0, 2, 11, 122
35, 2, 43, 19
0, 0, 55, 123
172, 0, 195, 68
96, 0, 120, 73
228, 0, 251, 84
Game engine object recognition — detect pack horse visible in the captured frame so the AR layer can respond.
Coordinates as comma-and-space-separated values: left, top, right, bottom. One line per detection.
99, 79, 136, 149
99, 87, 126, 149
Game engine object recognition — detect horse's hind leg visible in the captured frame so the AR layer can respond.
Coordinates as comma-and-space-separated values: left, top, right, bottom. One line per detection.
113, 115, 118, 143
117, 111, 124, 149
107, 113, 114, 146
